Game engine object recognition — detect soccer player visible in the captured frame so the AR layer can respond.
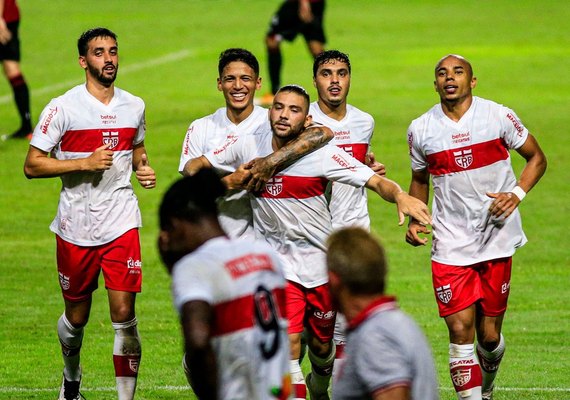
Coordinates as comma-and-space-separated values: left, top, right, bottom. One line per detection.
405, 54, 547, 400
158, 170, 292, 400
326, 227, 439, 400
179, 48, 333, 240
186, 85, 432, 399
310, 49, 384, 385
261, 0, 326, 105
23, 28, 155, 400
0, 0, 33, 140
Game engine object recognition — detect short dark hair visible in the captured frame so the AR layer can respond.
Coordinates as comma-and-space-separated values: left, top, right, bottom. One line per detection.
327, 227, 387, 295
159, 169, 227, 230
276, 84, 310, 109
77, 27, 117, 56
218, 48, 259, 77
313, 50, 351, 78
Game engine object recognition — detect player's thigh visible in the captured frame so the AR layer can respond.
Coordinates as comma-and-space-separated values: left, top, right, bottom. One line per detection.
267, 0, 301, 41
0, 22, 21, 64
286, 281, 307, 335
305, 283, 335, 343
432, 260, 482, 318
479, 257, 512, 317
56, 235, 102, 302
100, 228, 142, 294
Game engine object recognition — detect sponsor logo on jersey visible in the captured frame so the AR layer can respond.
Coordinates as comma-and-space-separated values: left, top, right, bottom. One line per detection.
213, 135, 238, 155
451, 368, 472, 387
436, 284, 452, 304
313, 310, 335, 320
127, 258, 142, 274
100, 114, 117, 125
225, 253, 274, 278
340, 145, 354, 157
59, 272, 70, 290
407, 131, 414, 156
334, 130, 351, 141
265, 177, 283, 196
40, 107, 58, 134
506, 113, 524, 136
501, 282, 510, 294
102, 131, 120, 149
183, 126, 194, 155
453, 149, 473, 169
452, 131, 471, 144
331, 153, 356, 172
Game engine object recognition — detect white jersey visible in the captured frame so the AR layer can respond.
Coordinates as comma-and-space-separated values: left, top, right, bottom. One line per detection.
407, 96, 529, 265
30, 84, 145, 246
310, 102, 374, 230
178, 106, 269, 240
171, 237, 291, 400
206, 130, 375, 288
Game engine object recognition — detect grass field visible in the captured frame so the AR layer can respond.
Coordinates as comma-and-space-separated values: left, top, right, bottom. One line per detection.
0, 0, 569, 399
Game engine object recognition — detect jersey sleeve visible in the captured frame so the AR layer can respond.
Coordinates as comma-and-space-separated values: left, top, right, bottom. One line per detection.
500, 107, 529, 150
407, 121, 428, 171
133, 105, 146, 146
30, 99, 67, 152
178, 120, 207, 173
204, 135, 246, 175
171, 258, 215, 313
321, 145, 375, 187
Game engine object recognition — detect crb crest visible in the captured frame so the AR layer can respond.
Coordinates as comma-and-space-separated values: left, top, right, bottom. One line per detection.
102, 131, 119, 149
453, 149, 473, 168
265, 177, 283, 196
436, 284, 452, 304
451, 368, 471, 387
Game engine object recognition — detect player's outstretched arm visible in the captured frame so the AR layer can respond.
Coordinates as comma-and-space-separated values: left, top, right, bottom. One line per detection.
181, 300, 218, 400
405, 169, 431, 246
246, 124, 334, 191
365, 173, 432, 226
24, 143, 114, 179
487, 133, 547, 218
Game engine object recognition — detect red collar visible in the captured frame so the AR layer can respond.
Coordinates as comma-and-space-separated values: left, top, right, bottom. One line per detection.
347, 296, 398, 331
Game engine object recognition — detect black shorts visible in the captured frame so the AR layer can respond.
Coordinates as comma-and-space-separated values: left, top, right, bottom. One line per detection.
0, 21, 21, 61
267, 0, 326, 44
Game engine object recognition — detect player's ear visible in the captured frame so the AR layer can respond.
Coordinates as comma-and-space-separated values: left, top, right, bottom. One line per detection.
78, 56, 87, 70
471, 76, 477, 89
256, 76, 262, 91
304, 114, 313, 128
217, 77, 222, 92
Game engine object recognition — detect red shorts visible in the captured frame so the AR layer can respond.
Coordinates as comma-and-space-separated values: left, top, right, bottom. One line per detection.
286, 281, 336, 343
56, 229, 142, 302
432, 257, 512, 317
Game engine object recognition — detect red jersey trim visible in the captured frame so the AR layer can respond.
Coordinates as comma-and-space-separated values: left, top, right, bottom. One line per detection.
347, 296, 398, 331
61, 128, 137, 152
211, 287, 286, 337
336, 143, 368, 163
258, 175, 328, 199
426, 138, 509, 176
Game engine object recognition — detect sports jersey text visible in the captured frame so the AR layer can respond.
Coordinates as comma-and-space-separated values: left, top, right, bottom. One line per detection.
225, 253, 274, 279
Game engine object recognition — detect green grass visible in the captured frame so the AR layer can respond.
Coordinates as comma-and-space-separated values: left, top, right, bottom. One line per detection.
1, 0, 569, 399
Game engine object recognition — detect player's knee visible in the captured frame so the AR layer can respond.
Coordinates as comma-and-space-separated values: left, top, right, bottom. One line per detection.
478, 332, 501, 351
110, 304, 135, 323
266, 35, 280, 51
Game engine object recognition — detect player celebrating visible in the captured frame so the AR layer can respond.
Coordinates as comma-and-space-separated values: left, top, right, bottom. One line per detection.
24, 28, 155, 400
158, 170, 291, 400
179, 48, 333, 240
186, 85, 432, 399
406, 54, 546, 400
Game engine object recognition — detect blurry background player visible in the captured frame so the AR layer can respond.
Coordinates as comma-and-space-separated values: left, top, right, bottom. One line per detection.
406, 54, 546, 400
185, 85, 432, 400
23, 27, 155, 400
158, 170, 292, 400
179, 48, 333, 240
310, 49, 385, 385
261, 0, 326, 106
326, 227, 439, 400
0, 0, 33, 140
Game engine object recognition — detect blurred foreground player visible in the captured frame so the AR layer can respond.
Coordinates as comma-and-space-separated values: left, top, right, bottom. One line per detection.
406, 54, 547, 400
24, 27, 155, 400
158, 170, 292, 400
327, 227, 438, 400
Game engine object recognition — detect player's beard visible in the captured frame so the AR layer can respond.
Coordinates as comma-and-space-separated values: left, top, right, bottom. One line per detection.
88, 62, 118, 87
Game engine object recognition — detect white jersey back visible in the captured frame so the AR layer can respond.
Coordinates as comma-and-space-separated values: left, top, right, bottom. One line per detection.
310, 102, 374, 230
171, 237, 291, 400
30, 84, 145, 246
178, 106, 269, 240
407, 96, 528, 265
206, 130, 374, 288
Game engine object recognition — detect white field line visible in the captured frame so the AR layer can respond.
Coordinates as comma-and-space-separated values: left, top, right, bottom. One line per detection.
0, 49, 193, 105
1, 385, 570, 394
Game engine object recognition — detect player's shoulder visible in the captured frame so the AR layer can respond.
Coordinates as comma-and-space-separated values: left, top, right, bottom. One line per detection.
409, 103, 441, 128
114, 87, 145, 107
346, 104, 374, 123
